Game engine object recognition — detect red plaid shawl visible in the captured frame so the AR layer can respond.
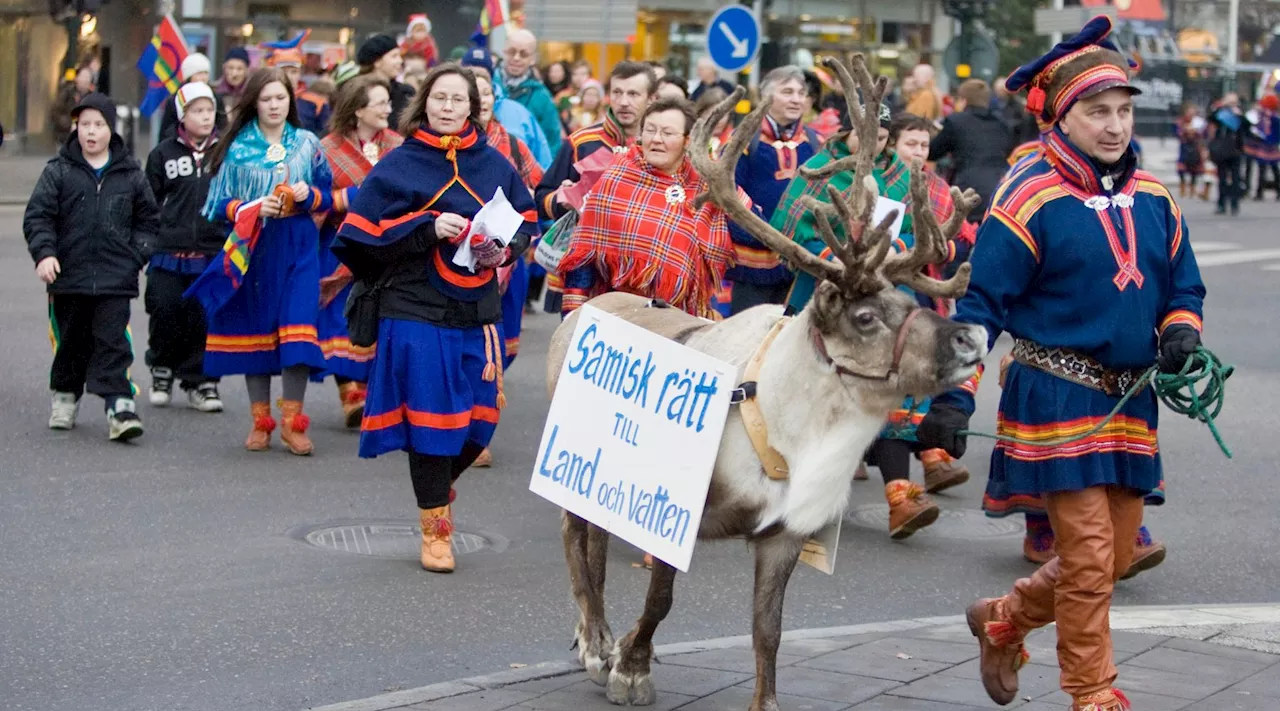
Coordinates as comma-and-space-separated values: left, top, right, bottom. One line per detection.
486, 120, 544, 190
321, 129, 404, 217
559, 145, 737, 318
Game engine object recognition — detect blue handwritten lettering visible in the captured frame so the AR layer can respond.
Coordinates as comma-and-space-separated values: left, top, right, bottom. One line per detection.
538, 425, 599, 499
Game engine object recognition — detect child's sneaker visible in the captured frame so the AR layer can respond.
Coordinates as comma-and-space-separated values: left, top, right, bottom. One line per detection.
149, 367, 174, 406
49, 392, 79, 430
188, 382, 224, 413
107, 398, 144, 442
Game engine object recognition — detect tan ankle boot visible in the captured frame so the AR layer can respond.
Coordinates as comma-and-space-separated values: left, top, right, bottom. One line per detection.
1071, 688, 1131, 710
885, 480, 940, 539
278, 400, 313, 456
337, 381, 366, 429
966, 597, 1029, 706
920, 449, 970, 493
471, 448, 492, 468
419, 505, 455, 573
246, 402, 274, 451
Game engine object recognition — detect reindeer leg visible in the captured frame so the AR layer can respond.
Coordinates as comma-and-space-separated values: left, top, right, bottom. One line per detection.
562, 512, 615, 685
606, 557, 677, 706
748, 532, 806, 711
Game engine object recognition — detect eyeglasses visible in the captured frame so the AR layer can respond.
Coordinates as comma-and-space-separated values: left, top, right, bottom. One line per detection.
365, 100, 392, 110
642, 127, 684, 140
503, 48, 534, 59
428, 94, 470, 107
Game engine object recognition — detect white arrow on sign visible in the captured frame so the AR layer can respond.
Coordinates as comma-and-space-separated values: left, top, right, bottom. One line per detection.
718, 21, 750, 58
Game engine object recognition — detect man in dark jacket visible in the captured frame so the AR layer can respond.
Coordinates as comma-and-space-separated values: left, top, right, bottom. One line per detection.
1209, 93, 1249, 215
23, 93, 160, 440
144, 82, 224, 413
928, 79, 1015, 219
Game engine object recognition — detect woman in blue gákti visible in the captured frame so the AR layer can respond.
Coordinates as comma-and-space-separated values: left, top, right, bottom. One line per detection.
334, 63, 538, 574
186, 67, 332, 457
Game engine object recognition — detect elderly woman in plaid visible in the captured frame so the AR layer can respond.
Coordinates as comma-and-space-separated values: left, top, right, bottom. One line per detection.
558, 97, 740, 320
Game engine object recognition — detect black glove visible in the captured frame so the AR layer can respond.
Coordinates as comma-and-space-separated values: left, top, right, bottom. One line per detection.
1158, 325, 1201, 374
916, 403, 970, 459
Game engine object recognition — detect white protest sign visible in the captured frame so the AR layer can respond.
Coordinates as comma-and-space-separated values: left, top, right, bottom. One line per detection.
530, 304, 734, 572
873, 196, 907, 241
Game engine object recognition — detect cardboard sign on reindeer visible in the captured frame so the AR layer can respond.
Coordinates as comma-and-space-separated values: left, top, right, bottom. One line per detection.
530, 304, 735, 571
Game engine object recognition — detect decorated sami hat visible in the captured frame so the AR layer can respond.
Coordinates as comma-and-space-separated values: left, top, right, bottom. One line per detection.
262, 30, 310, 68
1005, 15, 1140, 126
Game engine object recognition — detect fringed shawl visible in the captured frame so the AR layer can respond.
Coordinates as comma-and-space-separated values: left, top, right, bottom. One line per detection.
202, 121, 321, 220
559, 145, 737, 319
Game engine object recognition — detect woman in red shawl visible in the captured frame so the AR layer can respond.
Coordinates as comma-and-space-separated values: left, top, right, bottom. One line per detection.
560, 97, 739, 320
316, 75, 404, 427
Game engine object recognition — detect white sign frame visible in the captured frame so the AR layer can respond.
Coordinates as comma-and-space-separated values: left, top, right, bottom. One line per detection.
530, 305, 735, 572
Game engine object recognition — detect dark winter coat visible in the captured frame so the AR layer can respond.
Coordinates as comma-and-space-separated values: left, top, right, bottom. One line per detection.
23, 133, 160, 297
145, 133, 224, 256
929, 106, 1015, 217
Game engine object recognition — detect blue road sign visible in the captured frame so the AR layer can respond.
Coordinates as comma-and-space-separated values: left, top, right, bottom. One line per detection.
706, 5, 760, 74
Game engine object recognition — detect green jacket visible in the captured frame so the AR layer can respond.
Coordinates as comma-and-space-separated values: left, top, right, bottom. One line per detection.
772, 137, 911, 310
501, 72, 563, 158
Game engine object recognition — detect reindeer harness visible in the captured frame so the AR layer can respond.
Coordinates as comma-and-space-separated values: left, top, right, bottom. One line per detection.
733, 308, 926, 481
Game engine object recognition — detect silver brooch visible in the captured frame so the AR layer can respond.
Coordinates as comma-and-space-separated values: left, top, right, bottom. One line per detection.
664, 184, 687, 205
1084, 196, 1111, 211
362, 142, 380, 165
1111, 193, 1134, 208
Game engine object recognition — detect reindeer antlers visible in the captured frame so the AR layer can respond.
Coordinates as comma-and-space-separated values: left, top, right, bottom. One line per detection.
877, 168, 981, 299
690, 87, 843, 284
689, 55, 978, 302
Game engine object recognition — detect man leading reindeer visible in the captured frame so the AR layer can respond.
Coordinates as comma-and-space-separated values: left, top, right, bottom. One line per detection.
917, 16, 1208, 711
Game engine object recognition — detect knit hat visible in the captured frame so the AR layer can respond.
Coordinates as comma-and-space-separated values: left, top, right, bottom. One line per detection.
1005, 15, 1139, 127
71, 92, 117, 131
333, 61, 361, 86
460, 47, 495, 77
1262, 94, 1280, 112
175, 82, 216, 120
840, 92, 889, 132
223, 46, 250, 66
357, 35, 399, 67
180, 53, 211, 81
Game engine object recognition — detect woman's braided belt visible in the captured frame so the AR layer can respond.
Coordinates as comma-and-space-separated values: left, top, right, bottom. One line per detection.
1011, 339, 1148, 397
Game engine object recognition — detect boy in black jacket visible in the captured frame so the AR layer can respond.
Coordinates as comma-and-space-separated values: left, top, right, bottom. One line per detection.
143, 83, 224, 412
24, 93, 160, 441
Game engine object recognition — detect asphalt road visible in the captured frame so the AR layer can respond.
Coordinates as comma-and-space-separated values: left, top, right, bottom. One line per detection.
1, 194, 1277, 711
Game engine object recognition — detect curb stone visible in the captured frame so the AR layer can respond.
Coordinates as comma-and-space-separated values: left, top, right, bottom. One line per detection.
303, 603, 1280, 711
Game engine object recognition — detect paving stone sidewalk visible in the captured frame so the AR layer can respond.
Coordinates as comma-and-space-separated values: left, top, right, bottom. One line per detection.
307, 605, 1280, 711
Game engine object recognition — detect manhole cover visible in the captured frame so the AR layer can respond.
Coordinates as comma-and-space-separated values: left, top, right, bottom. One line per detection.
846, 506, 1023, 539
295, 521, 508, 559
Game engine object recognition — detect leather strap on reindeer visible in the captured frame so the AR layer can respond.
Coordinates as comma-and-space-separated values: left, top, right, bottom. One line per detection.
734, 317, 792, 481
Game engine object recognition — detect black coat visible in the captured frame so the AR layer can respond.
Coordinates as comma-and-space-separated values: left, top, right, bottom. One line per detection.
929, 106, 1015, 217
23, 134, 159, 297
389, 79, 416, 132
145, 134, 224, 256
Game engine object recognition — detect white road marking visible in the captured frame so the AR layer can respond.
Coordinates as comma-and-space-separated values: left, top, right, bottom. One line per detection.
1196, 248, 1280, 267
1189, 241, 1241, 253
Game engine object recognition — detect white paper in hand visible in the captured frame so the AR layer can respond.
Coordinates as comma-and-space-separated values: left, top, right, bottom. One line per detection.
453, 186, 525, 272
873, 196, 907, 241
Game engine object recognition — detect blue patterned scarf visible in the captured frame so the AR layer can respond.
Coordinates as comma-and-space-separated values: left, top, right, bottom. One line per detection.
202, 120, 317, 219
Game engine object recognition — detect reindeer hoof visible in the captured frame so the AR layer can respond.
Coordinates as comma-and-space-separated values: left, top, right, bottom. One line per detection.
582, 649, 612, 686
606, 668, 656, 706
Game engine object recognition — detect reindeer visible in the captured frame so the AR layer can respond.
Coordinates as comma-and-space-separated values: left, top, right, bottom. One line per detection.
543, 56, 989, 710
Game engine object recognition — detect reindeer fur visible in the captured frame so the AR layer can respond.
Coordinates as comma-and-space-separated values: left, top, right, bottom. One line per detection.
543, 54, 988, 710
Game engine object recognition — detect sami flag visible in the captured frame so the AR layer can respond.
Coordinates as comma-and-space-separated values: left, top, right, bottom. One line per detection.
137, 14, 190, 116
470, 0, 506, 48
184, 198, 265, 315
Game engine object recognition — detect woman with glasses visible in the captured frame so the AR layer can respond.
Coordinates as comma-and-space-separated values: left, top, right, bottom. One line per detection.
334, 64, 538, 574
314, 74, 404, 428
558, 97, 739, 320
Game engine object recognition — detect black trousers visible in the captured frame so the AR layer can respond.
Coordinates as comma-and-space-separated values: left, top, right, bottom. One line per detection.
49, 294, 134, 400
144, 269, 214, 388
729, 280, 792, 316
1256, 162, 1280, 198
865, 438, 912, 484
1218, 157, 1242, 211
409, 441, 487, 509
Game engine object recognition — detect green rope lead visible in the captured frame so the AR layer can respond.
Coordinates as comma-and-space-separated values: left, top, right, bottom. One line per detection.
958, 347, 1234, 458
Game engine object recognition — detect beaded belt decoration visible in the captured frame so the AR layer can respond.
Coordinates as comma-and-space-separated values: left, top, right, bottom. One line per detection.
1011, 339, 1148, 397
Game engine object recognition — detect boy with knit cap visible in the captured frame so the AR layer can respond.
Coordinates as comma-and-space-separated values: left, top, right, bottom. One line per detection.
159, 52, 227, 139
916, 17, 1207, 711
143, 82, 224, 413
